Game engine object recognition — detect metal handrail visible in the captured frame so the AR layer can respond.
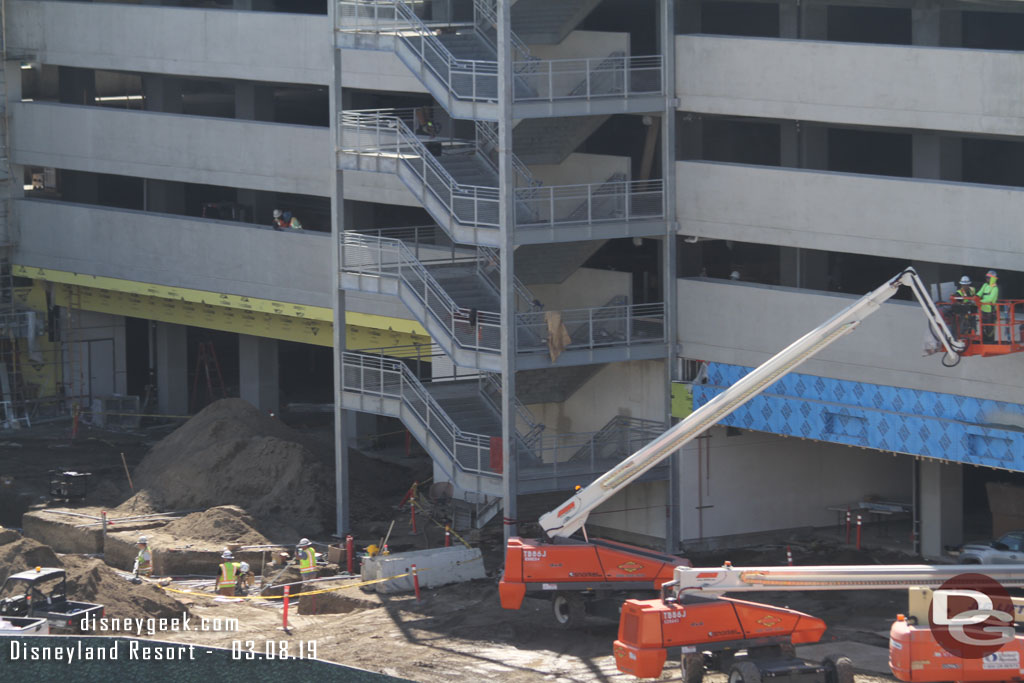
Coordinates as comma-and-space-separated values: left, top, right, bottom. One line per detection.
342, 351, 499, 477
336, 1, 664, 105
514, 53, 665, 102
515, 173, 664, 228
341, 110, 662, 229
340, 110, 502, 229
479, 373, 545, 452
336, 0, 500, 103
471, 0, 538, 74
474, 120, 541, 192
566, 415, 664, 463
516, 301, 667, 353
475, 246, 537, 311
341, 232, 502, 354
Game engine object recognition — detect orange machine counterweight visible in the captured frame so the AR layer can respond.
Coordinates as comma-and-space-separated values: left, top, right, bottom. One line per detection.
889, 618, 1024, 682
499, 536, 687, 611
614, 596, 827, 679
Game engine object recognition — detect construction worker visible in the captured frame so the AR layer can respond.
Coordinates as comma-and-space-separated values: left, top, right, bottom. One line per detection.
132, 536, 152, 582
235, 562, 255, 596
978, 270, 1000, 343
282, 210, 303, 230
216, 550, 241, 596
272, 209, 287, 230
951, 275, 977, 337
296, 538, 317, 593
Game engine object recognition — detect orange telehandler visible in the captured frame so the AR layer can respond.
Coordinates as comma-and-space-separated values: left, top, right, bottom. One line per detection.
500, 267, 1021, 627
614, 563, 1024, 682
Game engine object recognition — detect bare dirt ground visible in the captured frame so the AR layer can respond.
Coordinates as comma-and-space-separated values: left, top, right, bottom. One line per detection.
1, 413, 904, 682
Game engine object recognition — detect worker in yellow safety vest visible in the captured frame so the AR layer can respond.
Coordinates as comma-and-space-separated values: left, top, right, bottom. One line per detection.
978, 269, 1000, 343
132, 536, 152, 582
216, 550, 242, 596
296, 538, 318, 594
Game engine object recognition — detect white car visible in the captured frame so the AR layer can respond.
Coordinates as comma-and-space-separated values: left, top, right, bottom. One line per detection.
958, 531, 1024, 564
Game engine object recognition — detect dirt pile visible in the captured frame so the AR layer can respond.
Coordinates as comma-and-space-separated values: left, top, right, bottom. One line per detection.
116, 399, 330, 536
62, 555, 190, 622
0, 530, 61, 580
158, 506, 269, 546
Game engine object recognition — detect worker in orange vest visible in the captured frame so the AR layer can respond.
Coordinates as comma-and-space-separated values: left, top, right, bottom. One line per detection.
216, 550, 241, 596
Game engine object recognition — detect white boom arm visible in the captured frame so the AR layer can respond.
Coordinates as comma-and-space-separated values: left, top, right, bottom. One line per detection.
539, 267, 964, 539
670, 563, 1024, 594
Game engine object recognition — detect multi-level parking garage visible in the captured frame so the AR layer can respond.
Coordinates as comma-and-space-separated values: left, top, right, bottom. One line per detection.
0, 0, 1020, 559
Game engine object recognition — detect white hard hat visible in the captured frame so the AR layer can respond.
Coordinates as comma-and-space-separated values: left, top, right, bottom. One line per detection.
273, 209, 282, 218
137, 536, 148, 544
730, 271, 740, 280
239, 562, 250, 573
959, 275, 972, 286
298, 538, 311, 547
221, 550, 234, 559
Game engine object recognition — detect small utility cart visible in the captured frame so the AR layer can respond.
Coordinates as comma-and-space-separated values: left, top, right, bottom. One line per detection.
0, 567, 103, 633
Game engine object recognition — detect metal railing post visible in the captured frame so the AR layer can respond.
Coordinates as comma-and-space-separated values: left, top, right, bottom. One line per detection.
626, 305, 632, 346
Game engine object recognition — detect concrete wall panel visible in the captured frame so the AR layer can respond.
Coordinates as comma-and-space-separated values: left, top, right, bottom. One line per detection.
11, 103, 332, 196
15, 200, 333, 307
527, 359, 665, 435
8, 1, 331, 85
677, 161, 1024, 272
677, 35, 1024, 136
677, 278, 1024, 405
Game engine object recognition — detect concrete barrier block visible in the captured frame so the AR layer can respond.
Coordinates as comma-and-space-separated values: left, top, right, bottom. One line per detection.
360, 546, 486, 594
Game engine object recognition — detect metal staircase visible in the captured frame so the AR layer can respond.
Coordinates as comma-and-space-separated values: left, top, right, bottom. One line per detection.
513, 115, 610, 165
340, 232, 669, 370
335, 0, 665, 119
339, 109, 665, 246
511, 0, 603, 45
340, 350, 665, 520
514, 239, 607, 285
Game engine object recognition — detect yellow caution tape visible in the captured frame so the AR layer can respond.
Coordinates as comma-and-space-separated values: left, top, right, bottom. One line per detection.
159, 569, 423, 600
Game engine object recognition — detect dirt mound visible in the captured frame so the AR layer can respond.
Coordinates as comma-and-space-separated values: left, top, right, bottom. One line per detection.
297, 590, 378, 615
62, 556, 190, 623
0, 532, 61, 580
159, 506, 269, 546
116, 399, 330, 535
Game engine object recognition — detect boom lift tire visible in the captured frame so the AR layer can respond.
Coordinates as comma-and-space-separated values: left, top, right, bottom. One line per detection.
728, 661, 762, 683
551, 592, 585, 629
681, 653, 705, 683
822, 654, 854, 683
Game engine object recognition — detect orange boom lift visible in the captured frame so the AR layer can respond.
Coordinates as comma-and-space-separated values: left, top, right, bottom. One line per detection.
500, 268, 1022, 627
615, 564, 1024, 682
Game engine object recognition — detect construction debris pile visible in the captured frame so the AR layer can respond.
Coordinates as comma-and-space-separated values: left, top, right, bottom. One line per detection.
0, 527, 59, 575
114, 399, 332, 539
61, 555, 190, 622
158, 506, 270, 547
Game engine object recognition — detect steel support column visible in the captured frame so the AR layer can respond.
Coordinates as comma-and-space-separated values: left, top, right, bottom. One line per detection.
498, 0, 519, 543
662, 0, 681, 554
330, 7, 351, 537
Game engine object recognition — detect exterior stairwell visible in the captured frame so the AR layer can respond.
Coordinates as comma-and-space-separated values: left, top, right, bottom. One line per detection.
515, 239, 606, 285
511, 0, 603, 45
339, 352, 502, 528
513, 115, 609, 166
336, 0, 665, 120
517, 363, 602, 404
